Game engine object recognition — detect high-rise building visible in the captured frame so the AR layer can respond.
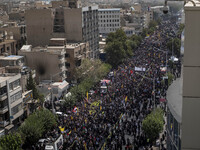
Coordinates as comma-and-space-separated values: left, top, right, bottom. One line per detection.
25, 1, 99, 58
166, 1, 200, 150
98, 8, 121, 36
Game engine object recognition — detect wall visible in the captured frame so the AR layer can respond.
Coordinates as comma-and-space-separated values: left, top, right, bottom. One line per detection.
181, 3, 200, 150
25, 9, 54, 47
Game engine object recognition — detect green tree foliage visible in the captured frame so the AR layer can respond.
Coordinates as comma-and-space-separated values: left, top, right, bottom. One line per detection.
167, 38, 181, 57
167, 72, 174, 86
177, 23, 185, 36
26, 73, 39, 99
19, 109, 57, 148
105, 29, 142, 67
0, 133, 22, 150
64, 94, 77, 109
142, 108, 164, 143
68, 59, 111, 104
105, 40, 126, 67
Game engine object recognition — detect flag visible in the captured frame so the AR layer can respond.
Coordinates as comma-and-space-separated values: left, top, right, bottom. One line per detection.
84, 142, 87, 150
67, 130, 71, 135
73, 106, 78, 113
125, 96, 128, 103
86, 92, 88, 100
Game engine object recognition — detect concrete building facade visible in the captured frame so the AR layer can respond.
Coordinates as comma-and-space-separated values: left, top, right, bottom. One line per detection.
166, 1, 200, 150
19, 42, 66, 84
25, 3, 99, 58
65, 42, 89, 81
0, 73, 23, 135
181, 1, 200, 150
98, 8, 121, 36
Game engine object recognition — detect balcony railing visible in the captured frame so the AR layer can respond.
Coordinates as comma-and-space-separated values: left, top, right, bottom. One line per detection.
0, 106, 8, 114
0, 93, 7, 101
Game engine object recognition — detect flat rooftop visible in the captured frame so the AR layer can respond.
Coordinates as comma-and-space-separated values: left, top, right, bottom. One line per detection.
0, 55, 23, 60
99, 8, 121, 11
66, 43, 85, 49
167, 75, 183, 123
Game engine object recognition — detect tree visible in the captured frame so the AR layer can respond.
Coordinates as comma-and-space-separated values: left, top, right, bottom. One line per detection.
148, 20, 158, 29
64, 94, 77, 109
0, 133, 22, 150
105, 40, 126, 67
142, 108, 164, 143
26, 73, 39, 99
20, 113, 44, 148
167, 38, 181, 57
38, 94, 45, 108
35, 109, 57, 132
20, 109, 57, 148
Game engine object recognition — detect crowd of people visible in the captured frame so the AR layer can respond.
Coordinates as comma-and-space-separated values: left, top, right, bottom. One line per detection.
51, 19, 181, 150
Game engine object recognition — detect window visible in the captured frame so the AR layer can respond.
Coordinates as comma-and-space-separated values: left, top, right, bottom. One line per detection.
10, 91, 22, 104
65, 53, 70, 58
0, 86, 7, 96
65, 63, 70, 68
9, 79, 20, 91
11, 103, 22, 116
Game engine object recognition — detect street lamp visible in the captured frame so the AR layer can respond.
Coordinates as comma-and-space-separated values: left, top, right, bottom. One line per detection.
135, 72, 156, 110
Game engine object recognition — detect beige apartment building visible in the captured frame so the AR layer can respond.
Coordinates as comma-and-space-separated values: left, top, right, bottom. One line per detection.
0, 73, 24, 135
0, 38, 17, 55
0, 22, 26, 51
166, 1, 200, 150
19, 43, 66, 84
65, 42, 89, 81
25, 0, 99, 58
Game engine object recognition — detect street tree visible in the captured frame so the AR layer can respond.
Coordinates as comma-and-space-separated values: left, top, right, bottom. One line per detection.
167, 38, 181, 57
142, 108, 164, 143
105, 40, 126, 67
0, 133, 22, 150
26, 73, 39, 99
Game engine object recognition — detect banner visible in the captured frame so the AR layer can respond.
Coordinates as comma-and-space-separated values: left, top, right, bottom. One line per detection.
135, 67, 146, 72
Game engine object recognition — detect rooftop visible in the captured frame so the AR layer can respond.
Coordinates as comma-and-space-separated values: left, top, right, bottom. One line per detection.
99, 8, 121, 11
167, 75, 183, 123
0, 73, 20, 83
66, 43, 85, 49
0, 55, 23, 60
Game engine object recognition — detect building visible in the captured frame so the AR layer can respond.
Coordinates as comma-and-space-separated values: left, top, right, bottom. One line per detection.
0, 55, 34, 92
82, 5, 99, 58
25, 1, 99, 58
51, 81, 69, 100
65, 42, 89, 81
166, 1, 200, 150
0, 37, 17, 55
122, 26, 135, 37
0, 73, 23, 135
121, 5, 153, 34
19, 45, 66, 84
0, 22, 26, 51
98, 8, 121, 36
181, 1, 200, 150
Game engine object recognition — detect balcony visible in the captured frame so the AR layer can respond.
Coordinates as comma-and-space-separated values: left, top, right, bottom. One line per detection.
0, 120, 9, 127
0, 93, 7, 101
0, 106, 8, 114
12, 109, 23, 121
